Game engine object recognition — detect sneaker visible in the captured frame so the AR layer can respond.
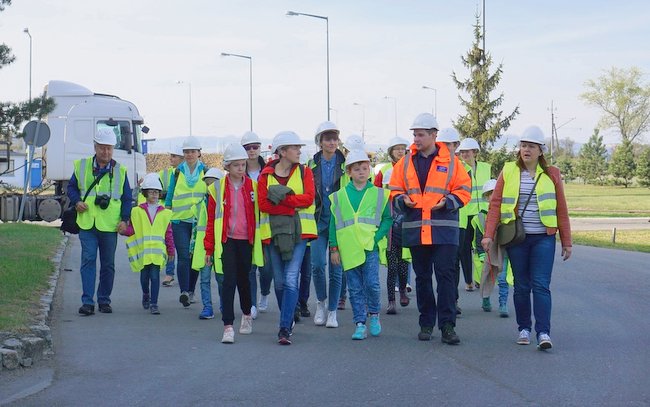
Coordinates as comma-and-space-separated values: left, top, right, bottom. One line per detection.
162, 276, 174, 287
368, 314, 381, 336
258, 295, 269, 312
98, 304, 112, 314
456, 303, 463, 316
188, 292, 196, 304
337, 297, 346, 310
326, 310, 339, 328
482, 297, 492, 312
150, 305, 160, 315
78, 304, 95, 316
406, 283, 412, 293
517, 329, 531, 345
278, 328, 292, 345
441, 324, 460, 345
351, 323, 367, 340
418, 326, 434, 341
499, 304, 509, 318
314, 300, 326, 326
465, 283, 475, 292
222, 326, 235, 344
299, 302, 311, 317
394, 286, 399, 292
386, 300, 397, 315
239, 315, 253, 334
199, 307, 215, 320
179, 292, 190, 307
537, 333, 553, 350
142, 293, 150, 310
250, 305, 258, 320
293, 307, 301, 323
399, 289, 410, 307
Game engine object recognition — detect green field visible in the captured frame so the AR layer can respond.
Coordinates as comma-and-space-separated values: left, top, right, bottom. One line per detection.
572, 229, 650, 253
564, 184, 650, 217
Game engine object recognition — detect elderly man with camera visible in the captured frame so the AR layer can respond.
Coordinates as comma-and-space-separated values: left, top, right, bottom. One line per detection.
67, 128, 132, 316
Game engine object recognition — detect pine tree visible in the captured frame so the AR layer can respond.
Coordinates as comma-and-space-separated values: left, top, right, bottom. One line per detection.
452, 14, 519, 151
609, 139, 636, 187
575, 129, 608, 184
636, 146, 650, 187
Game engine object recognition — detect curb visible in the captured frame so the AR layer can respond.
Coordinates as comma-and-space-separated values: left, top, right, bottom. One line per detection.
0, 235, 68, 372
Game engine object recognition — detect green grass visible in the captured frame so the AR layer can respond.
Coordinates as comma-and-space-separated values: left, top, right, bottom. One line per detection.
564, 184, 650, 217
572, 229, 650, 253
0, 223, 62, 332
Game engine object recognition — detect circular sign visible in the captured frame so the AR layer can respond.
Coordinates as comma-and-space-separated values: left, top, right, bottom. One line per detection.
23, 120, 51, 147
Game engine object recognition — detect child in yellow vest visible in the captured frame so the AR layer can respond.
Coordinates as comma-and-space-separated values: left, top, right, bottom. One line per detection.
123, 173, 174, 315
329, 150, 392, 340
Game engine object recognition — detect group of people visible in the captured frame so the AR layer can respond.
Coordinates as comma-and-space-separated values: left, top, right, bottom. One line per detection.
68, 112, 572, 349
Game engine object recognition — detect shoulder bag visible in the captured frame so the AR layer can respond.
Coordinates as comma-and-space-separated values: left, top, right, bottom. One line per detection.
61, 172, 107, 234
497, 172, 542, 248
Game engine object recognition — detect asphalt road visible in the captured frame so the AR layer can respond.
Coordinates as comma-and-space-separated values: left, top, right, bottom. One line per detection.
3, 235, 650, 406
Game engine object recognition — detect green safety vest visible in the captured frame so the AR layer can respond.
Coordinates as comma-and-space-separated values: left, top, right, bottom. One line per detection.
74, 158, 126, 232
500, 162, 557, 227
190, 196, 217, 273
125, 206, 172, 273
464, 161, 492, 215
331, 185, 389, 271
171, 170, 207, 221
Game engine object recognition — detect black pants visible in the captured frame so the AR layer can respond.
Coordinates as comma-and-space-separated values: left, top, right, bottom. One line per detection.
459, 215, 475, 285
386, 240, 409, 301
221, 239, 253, 326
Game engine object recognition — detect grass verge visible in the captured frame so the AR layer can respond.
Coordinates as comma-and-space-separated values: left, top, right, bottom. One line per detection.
565, 184, 650, 217
0, 223, 63, 332
572, 229, 650, 253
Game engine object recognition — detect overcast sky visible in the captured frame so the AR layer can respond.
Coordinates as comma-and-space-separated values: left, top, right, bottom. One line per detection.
2, 0, 650, 151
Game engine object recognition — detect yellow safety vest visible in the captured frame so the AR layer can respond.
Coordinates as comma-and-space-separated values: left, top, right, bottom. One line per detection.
500, 162, 557, 227
125, 206, 172, 272
465, 161, 492, 215
259, 165, 317, 240
331, 185, 389, 271
171, 170, 207, 221
74, 158, 126, 232
190, 196, 218, 273
470, 211, 514, 285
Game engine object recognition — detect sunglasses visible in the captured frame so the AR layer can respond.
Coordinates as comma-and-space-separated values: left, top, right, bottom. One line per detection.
244, 144, 260, 151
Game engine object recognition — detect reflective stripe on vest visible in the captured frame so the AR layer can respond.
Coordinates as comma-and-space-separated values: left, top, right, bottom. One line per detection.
125, 207, 172, 272
500, 162, 558, 227
74, 158, 126, 232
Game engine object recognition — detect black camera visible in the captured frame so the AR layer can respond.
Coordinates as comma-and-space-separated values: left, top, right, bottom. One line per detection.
94, 194, 111, 210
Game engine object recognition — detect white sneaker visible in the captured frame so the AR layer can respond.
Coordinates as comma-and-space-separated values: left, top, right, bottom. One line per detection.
314, 300, 326, 326
239, 315, 253, 335
250, 305, 258, 320
222, 326, 235, 343
517, 329, 531, 345
189, 292, 196, 304
537, 333, 552, 350
325, 310, 338, 328
258, 295, 269, 312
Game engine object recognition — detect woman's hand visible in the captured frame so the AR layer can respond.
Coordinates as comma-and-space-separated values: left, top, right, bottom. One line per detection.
561, 246, 572, 261
481, 237, 493, 253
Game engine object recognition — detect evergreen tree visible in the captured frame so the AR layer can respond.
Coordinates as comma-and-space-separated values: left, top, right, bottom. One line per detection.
575, 129, 608, 184
452, 14, 519, 151
609, 139, 636, 187
636, 146, 650, 187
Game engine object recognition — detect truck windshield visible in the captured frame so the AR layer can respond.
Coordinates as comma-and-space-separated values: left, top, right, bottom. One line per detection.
96, 120, 138, 152
133, 123, 144, 153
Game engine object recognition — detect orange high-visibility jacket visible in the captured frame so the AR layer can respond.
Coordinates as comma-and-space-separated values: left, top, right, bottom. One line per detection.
389, 142, 471, 246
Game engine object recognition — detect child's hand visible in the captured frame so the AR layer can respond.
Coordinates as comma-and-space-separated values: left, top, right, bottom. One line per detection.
168, 255, 175, 263
330, 251, 341, 266
205, 255, 212, 267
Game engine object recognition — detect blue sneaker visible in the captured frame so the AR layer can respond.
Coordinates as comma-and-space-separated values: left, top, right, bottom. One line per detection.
369, 314, 381, 337
352, 323, 367, 340
199, 307, 215, 320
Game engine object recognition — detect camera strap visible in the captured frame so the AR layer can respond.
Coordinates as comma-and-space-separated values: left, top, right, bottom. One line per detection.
82, 172, 108, 202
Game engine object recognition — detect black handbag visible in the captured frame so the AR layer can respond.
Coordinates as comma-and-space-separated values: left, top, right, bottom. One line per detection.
497, 173, 542, 248
60, 172, 107, 234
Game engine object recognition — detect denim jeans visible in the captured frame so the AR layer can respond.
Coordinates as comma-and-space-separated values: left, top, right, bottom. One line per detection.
507, 234, 555, 336
199, 264, 213, 309
310, 230, 343, 311
410, 244, 458, 329
249, 262, 273, 307
140, 264, 161, 305
171, 221, 193, 293
299, 246, 311, 304
79, 228, 118, 305
164, 254, 175, 277
346, 250, 381, 324
498, 256, 509, 306
268, 240, 307, 330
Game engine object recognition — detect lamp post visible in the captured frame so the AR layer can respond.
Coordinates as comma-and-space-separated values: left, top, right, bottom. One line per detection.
23, 28, 32, 101
422, 85, 437, 118
353, 102, 365, 141
177, 81, 192, 136
384, 96, 398, 135
286, 10, 330, 121
221, 52, 253, 131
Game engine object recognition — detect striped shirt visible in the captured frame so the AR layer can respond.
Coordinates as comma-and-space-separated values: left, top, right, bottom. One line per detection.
518, 171, 546, 234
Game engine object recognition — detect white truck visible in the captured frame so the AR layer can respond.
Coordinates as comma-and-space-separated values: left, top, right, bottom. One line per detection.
0, 80, 148, 222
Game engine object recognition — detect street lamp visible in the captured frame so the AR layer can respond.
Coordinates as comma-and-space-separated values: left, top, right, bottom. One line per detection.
353, 102, 365, 141
177, 81, 192, 136
384, 96, 398, 136
422, 85, 437, 118
221, 52, 253, 131
23, 28, 32, 101
286, 10, 330, 121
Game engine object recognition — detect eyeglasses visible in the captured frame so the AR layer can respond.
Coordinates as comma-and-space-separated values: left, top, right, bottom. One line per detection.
244, 144, 260, 151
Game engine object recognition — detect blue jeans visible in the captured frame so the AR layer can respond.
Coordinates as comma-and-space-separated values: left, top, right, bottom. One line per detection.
200, 264, 213, 309
79, 228, 118, 306
164, 254, 175, 277
346, 250, 381, 324
299, 246, 311, 304
311, 230, 343, 310
268, 240, 307, 330
140, 264, 161, 305
171, 221, 193, 293
507, 234, 556, 337
498, 256, 509, 306
249, 262, 273, 306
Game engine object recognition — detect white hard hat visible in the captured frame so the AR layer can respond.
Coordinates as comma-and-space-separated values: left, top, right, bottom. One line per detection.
388, 136, 409, 150
94, 128, 117, 145
437, 128, 461, 143
314, 121, 340, 144
409, 113, 439, 130
520, 126, 546, 146
458, 138, 481, 152
345, 149, 370, 167
343, 134, 365, 152
203, 167, 224, 180
240, 131, 261, 146
223, 143, 249, 163
141, 173, 163, 191
272, 131, 305, 154
482, 179, 497, 196
182, 135, 202, 150
169, 144, 184, 156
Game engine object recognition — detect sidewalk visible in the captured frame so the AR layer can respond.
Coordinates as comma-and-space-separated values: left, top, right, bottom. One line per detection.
570, 217, 650, 231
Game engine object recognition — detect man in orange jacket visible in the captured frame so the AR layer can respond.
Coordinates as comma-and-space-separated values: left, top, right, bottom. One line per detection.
389, 113, 471, 345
